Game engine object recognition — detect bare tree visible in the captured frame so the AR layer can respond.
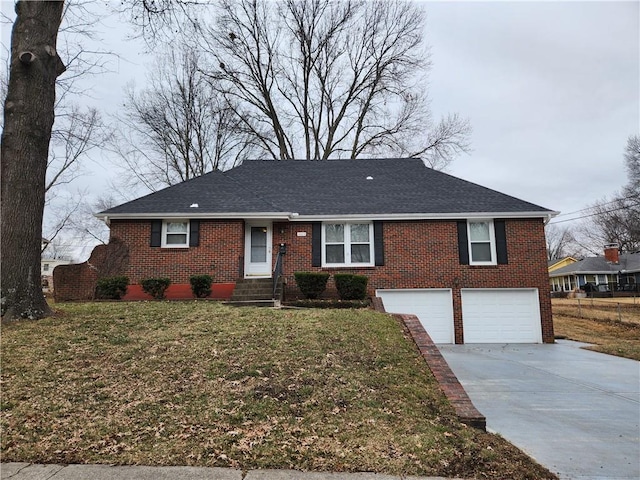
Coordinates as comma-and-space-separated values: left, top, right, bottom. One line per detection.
578, 135, 640, 254
545, 224, 582, 260
622, 134, 640, 199
1, 0, 66, 319
111, 45, 254, 191
195, 0, 470, 166
42, 236, 76, 262
38, 0, 112, 257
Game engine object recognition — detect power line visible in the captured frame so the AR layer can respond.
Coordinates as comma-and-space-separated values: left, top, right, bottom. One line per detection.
553, 193, 639, 218
548, 201, 640, 225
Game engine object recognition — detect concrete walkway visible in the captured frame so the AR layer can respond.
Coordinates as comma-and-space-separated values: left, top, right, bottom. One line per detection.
0, 463, 455, 480
439, 340, 640, 480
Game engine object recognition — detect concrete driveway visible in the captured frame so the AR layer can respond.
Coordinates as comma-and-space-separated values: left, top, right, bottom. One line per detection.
438, 340, 639, 480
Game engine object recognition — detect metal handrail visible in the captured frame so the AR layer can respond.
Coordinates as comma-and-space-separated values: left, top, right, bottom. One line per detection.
272, 250, 283, 299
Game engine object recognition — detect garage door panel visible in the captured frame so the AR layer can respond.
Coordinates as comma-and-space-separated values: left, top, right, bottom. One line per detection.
376, 289, 454, 344
462, 289, 541, 343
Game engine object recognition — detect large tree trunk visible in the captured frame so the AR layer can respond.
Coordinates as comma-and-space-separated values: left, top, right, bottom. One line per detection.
1, 1, 66, 319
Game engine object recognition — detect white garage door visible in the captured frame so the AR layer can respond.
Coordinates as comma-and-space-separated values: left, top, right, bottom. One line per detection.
376, 289, 454, 344
461, 289, 541, 343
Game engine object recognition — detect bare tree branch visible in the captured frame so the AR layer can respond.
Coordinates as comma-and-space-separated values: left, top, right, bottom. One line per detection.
110, 45, 254, 190
194, 0, 471, 165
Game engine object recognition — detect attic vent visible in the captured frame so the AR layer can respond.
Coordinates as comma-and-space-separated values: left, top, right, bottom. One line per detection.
190, 203, 199, 208
366, 176, 373, 180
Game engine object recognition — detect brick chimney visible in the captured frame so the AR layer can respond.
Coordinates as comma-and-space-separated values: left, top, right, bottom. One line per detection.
604, 243, 619, 264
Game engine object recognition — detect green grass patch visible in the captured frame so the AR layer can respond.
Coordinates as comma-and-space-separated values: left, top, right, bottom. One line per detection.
1, 301, 555, 479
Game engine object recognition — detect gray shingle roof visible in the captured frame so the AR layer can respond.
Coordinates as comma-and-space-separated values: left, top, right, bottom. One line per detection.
549, 253, 640, 276
100, 158, 554, 218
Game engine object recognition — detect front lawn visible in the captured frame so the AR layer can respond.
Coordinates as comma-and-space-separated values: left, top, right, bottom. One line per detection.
1, 302, 555, 479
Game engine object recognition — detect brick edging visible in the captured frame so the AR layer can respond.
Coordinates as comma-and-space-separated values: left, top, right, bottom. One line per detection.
372, 297, 486, 430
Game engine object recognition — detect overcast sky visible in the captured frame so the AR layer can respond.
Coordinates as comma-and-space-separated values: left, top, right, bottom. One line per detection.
2, 0, 639, 258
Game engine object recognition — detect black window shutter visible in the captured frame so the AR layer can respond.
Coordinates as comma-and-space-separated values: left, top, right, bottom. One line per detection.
150, 220, 162, 247
457, 220, 469, 265
311, 222, 322, 267
373, 221, 385, 266
189, 220, 200, 247
495, 219, 508, 264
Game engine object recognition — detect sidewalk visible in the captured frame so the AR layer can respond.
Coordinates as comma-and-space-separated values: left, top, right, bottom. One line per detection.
1, 463, 459, 480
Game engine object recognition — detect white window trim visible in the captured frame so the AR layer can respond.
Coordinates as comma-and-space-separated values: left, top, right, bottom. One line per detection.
467, 219, 497, 265
322, 222, 374, 267
161, 219, 190, 248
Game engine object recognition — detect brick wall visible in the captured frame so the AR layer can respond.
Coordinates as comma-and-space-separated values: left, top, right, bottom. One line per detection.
275, 219, 553, 343
109, 219, 244, 284
109, 217, 553, 343
53, 239, 129, 301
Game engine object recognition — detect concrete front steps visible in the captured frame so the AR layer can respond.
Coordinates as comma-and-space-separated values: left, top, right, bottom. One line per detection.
226, 277, 283, 307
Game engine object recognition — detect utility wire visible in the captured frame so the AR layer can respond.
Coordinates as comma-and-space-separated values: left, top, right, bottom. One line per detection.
548, 201, 640, 225
553, 193, 639, 218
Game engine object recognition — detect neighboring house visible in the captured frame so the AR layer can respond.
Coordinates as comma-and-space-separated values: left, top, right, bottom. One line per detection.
548, 256, 578, 273
548, 256, 578, 292
549, 244, 640, 293
41, 238, 73, 292
41, 258, 72, 291
92, 158, 556, 344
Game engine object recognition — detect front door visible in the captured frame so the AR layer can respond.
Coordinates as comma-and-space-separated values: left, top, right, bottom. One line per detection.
244, 223, 272, 278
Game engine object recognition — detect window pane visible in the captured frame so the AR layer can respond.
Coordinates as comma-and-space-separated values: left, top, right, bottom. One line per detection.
326, 244, 345, 263
350, 224, 369, 243
250, 227, 267, 247
325, 224, 344, 243
166, 234, 187, 245
471, 242, 492, 262
351, 244, 370, 263
251, 246, 266, 262
250, 227, 267, 262
469, 221, 490, 241
167, 222, 188, 233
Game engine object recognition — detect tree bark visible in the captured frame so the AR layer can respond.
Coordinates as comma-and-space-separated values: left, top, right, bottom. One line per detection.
1, 1, 66, 319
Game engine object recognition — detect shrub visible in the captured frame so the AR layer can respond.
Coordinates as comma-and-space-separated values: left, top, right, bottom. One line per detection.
190, 274, 213, 298
140, 277, 171, 300
285, 299, 370, 309
334, 274, 368, 300
294, 272, 330, 299
96, 276, 129, 300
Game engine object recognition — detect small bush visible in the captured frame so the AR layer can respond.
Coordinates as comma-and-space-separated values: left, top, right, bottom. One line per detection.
285, 299, 370, 309
334, 274, 368, 300
140, 277, 171, 300
294, 272, 330, 299
190, 274, 213, 298
96, 276, 129, 300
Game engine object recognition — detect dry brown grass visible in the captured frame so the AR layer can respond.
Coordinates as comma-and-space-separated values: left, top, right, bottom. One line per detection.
1, 301, 556, 480
552, 299, 640, 360
552, 298, 640, 325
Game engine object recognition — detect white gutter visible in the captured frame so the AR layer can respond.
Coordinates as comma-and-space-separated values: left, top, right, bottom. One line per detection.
290, 211, 560, 222
95, 212, 293, 222
96, 210, 559, 223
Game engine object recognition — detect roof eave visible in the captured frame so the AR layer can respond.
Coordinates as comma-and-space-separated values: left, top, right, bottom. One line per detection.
95, 212, 294, 222
291, 211, 558, 222
96, 210, 557, 223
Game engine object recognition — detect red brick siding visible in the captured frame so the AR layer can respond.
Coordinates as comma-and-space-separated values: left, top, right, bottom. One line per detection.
109, 218, 553, 343
275, 219, 553, 344
109, 219, 244, 284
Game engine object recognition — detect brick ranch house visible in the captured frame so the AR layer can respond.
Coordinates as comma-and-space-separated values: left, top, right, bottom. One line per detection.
56, 158, 557, 344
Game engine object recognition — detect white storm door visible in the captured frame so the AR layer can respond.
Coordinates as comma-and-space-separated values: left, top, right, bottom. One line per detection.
245, 223, 272, 277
